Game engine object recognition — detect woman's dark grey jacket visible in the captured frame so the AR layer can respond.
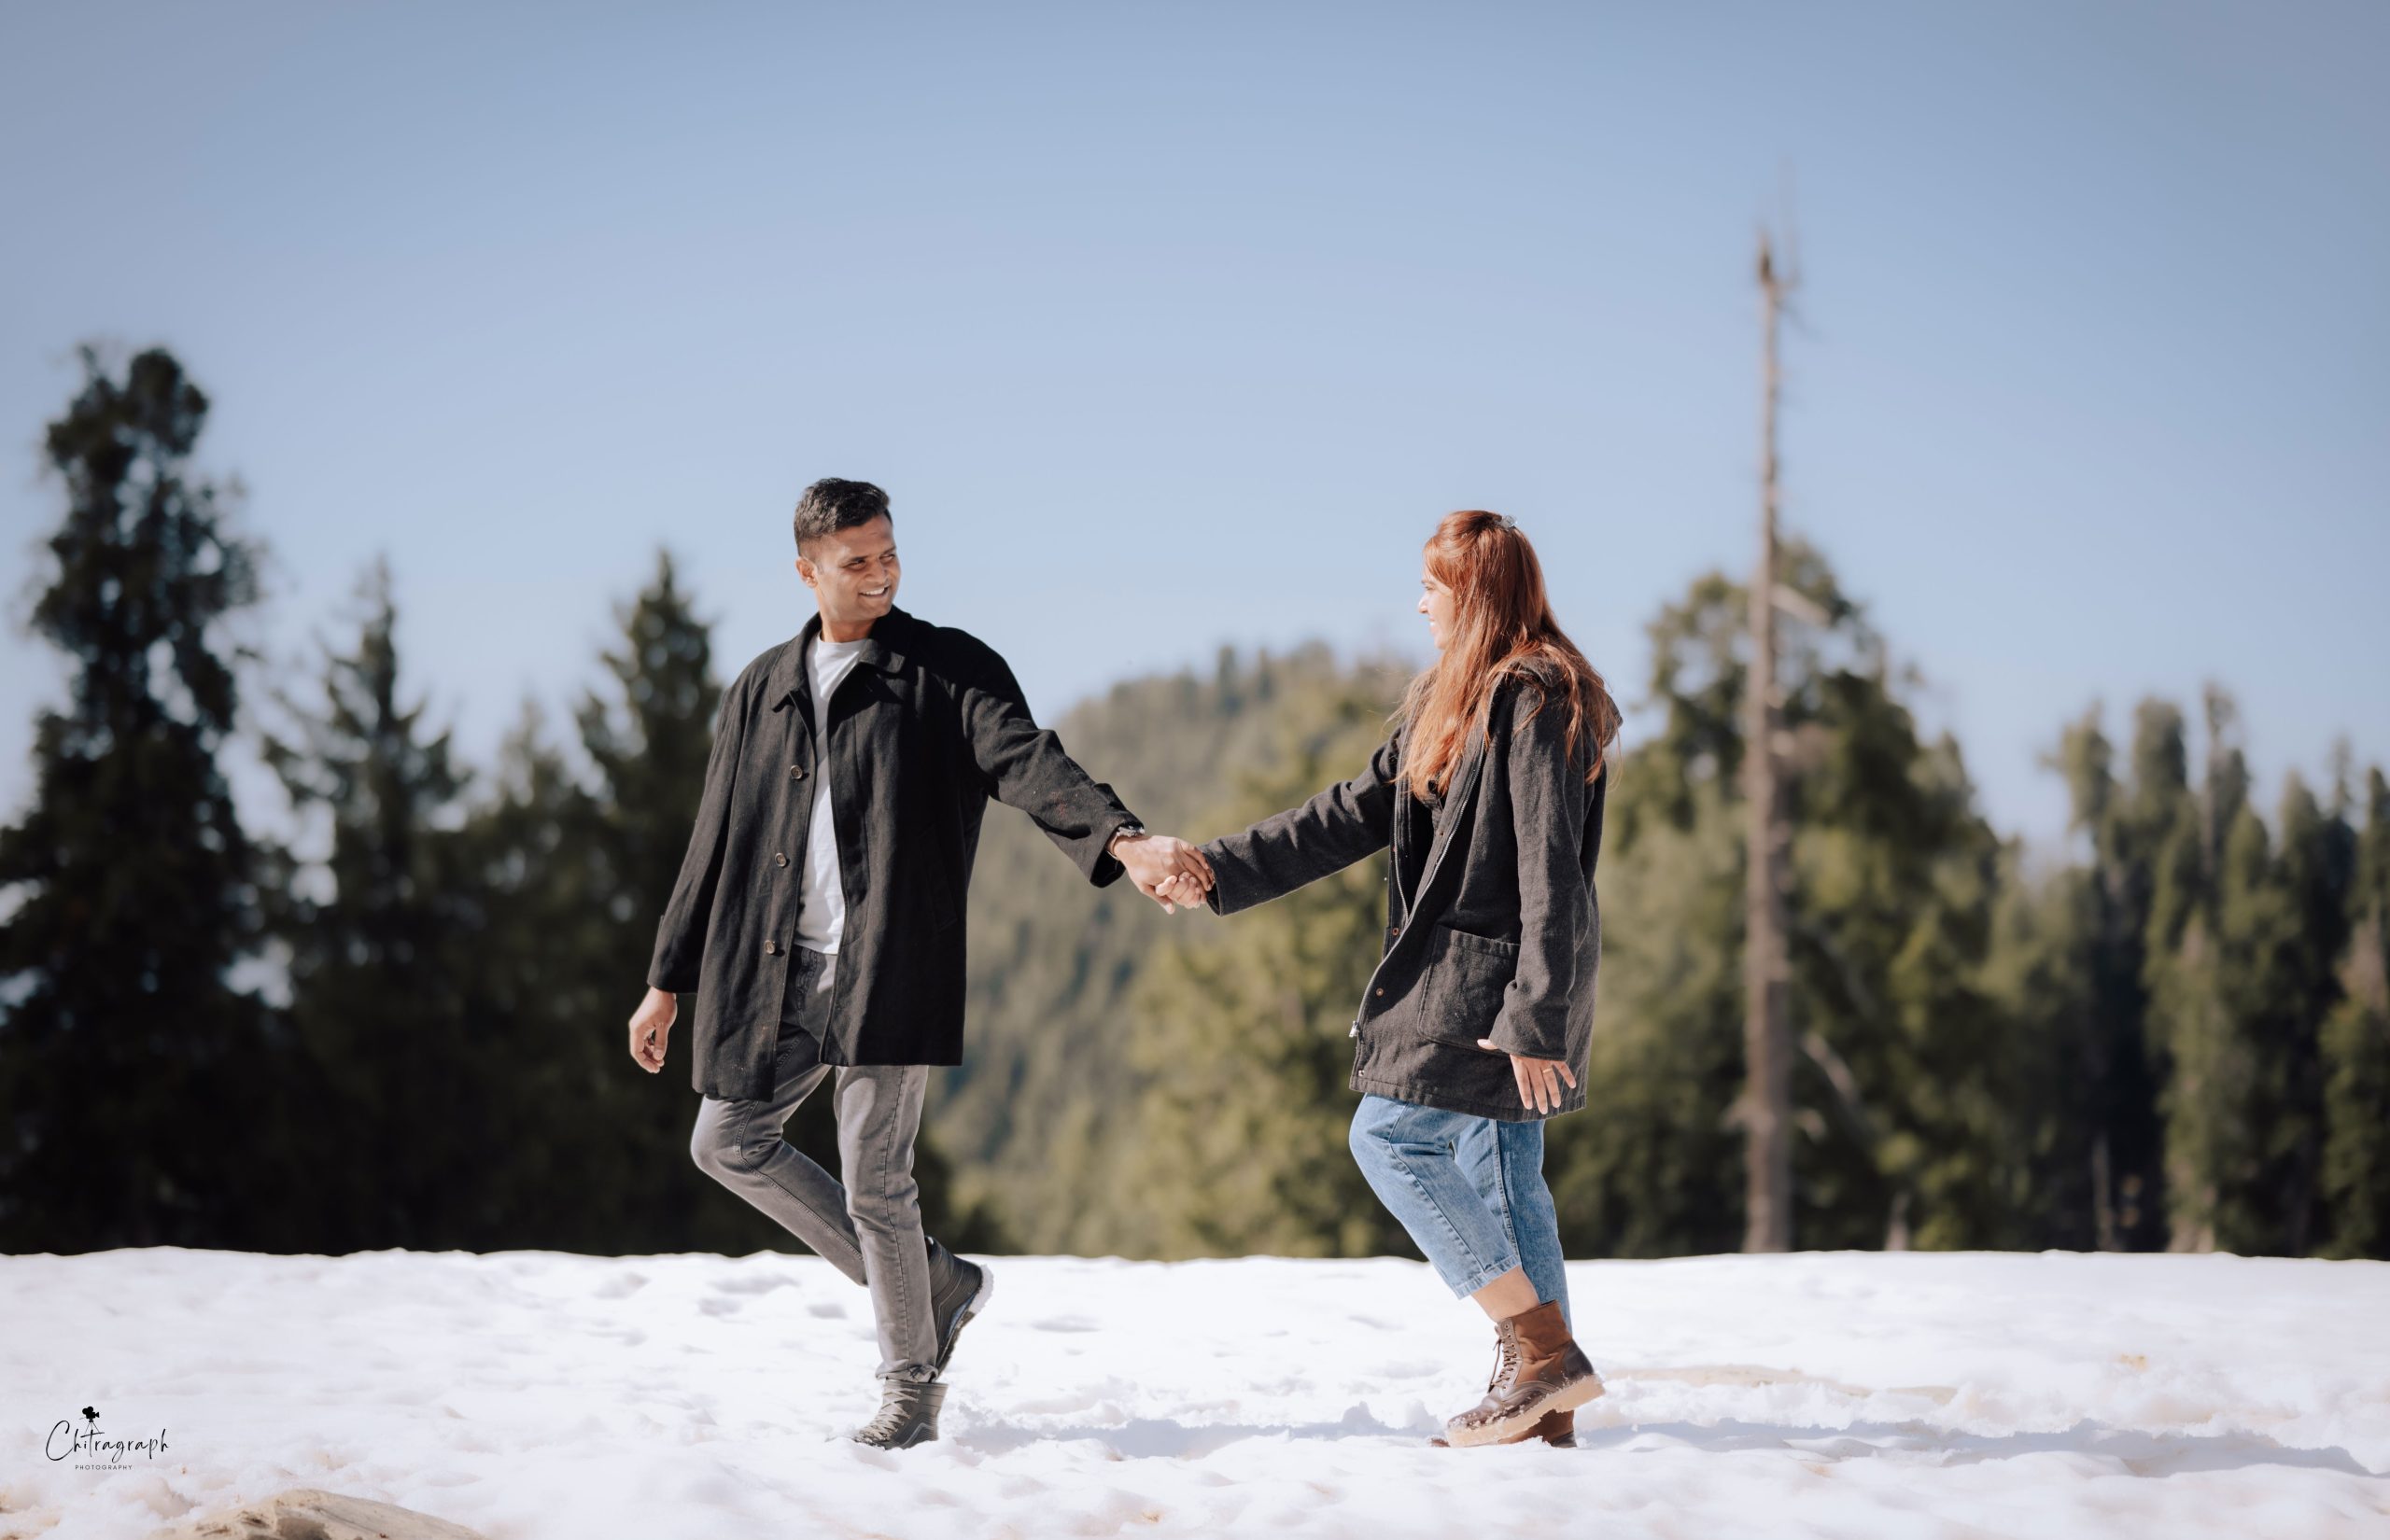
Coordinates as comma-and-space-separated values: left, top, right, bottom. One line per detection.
648, 606, 1139, 1099
1198, 666, 1609, 1122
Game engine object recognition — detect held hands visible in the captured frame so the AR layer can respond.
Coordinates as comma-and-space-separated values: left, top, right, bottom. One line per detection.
1112, 831, 1216, 914
1152, 871, 1207, 910
1477, 1039, 1578, 1113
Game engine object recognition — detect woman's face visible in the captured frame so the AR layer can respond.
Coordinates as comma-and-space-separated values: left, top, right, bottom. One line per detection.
1418, 567, 1456, 651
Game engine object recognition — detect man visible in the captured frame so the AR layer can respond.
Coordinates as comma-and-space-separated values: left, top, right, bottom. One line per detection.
626, 478, 1212, 1449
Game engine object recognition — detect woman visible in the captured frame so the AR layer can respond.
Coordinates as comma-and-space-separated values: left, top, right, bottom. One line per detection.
1159, 509, 1619, 1449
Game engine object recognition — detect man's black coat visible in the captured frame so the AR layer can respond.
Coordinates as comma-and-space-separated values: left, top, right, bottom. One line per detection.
648, 605, 1139, 1098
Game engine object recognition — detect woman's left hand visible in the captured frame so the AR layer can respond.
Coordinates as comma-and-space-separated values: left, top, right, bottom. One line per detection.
1478, 1041, 1578, 1114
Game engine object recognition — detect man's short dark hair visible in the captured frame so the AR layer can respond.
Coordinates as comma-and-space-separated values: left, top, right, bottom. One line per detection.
794, 478, 893, 552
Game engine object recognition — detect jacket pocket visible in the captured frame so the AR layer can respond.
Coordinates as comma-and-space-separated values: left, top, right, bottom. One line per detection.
1414, 923, 1519, 1048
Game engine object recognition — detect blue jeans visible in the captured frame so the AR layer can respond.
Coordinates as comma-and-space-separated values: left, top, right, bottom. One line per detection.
1347, 1094, 1571, 1329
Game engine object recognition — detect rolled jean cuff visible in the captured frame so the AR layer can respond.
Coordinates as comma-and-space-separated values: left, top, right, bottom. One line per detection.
1444, 1247, 1524, 1299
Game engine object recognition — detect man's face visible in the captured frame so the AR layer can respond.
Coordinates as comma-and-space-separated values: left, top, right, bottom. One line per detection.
795, 515, 900, 628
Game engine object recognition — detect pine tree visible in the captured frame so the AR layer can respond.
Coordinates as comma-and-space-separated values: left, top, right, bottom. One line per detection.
260, 557, 493, 1249
577, 550, 723, 945
1975, 844, 2104, 1249
538, 550, 741, 1250
2153, 798, 2269, 1253
2264, 773, 2354, 1250
2148, 690, 2350, 1254
2321, 768, 2390, 1257
450, 696, 629, 1248
0, 346, 288, 1250
2052, 698, 2196, 1249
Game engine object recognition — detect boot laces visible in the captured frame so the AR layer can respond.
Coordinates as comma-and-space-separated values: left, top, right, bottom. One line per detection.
857, 1388, 925, 1444
1486, 1323, 1522, 1390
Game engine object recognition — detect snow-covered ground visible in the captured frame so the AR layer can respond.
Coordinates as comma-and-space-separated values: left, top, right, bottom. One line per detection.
5, 1250, 2386, 1539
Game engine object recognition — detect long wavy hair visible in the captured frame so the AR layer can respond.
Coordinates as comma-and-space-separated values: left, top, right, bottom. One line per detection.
1396, 510, 1620, 801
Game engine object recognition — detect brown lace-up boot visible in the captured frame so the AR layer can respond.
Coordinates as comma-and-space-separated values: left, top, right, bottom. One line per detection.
1429, 1316, 1583, 1448
1430, 1321, 1518, 1449
1439, 1300, 1603, 1448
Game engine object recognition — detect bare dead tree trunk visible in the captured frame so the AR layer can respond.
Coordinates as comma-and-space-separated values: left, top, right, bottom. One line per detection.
1742, 230, 1794, 1254
2092, 1134, 2118, 1252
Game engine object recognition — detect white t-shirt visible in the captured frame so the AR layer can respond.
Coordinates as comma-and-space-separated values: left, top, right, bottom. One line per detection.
793, 633, 870, 954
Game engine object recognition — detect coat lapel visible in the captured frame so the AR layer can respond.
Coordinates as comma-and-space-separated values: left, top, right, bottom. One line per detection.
769, 612, 823, 721
773, 606, 913, 735
1406, 724, 1488, 917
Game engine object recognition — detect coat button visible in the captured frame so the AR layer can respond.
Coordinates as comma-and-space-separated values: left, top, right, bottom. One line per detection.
1390, 925, 1401, 937
774, 851, 789, 867
790, 764, 806, 780
764, 940, 779, 955
1375, 987, 1385, 997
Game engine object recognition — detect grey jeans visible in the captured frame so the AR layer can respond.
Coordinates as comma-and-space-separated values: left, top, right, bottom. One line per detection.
690, 946, 958, 1382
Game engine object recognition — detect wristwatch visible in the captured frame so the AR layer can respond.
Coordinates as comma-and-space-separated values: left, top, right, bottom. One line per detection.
1106, 823, 1147, 857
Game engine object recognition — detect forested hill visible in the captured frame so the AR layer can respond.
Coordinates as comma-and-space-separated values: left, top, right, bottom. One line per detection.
943, 645, 1413, 1253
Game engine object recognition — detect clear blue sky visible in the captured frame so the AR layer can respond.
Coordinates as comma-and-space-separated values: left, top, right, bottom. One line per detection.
3, 2, 2383, 853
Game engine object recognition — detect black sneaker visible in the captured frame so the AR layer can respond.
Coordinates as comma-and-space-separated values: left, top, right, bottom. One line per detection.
851, 1379, 946, 1449
930, 1254, 996, 1374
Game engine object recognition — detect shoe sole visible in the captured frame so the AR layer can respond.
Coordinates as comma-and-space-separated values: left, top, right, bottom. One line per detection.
1428, 1424, 1582, 1449
935, 1260, 997, 1373
1441, 1372, 1606, 1449
851, 1426, 940, 1449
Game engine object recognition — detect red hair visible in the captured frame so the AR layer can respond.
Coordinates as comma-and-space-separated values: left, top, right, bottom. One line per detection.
1397, 510, 1619, 800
